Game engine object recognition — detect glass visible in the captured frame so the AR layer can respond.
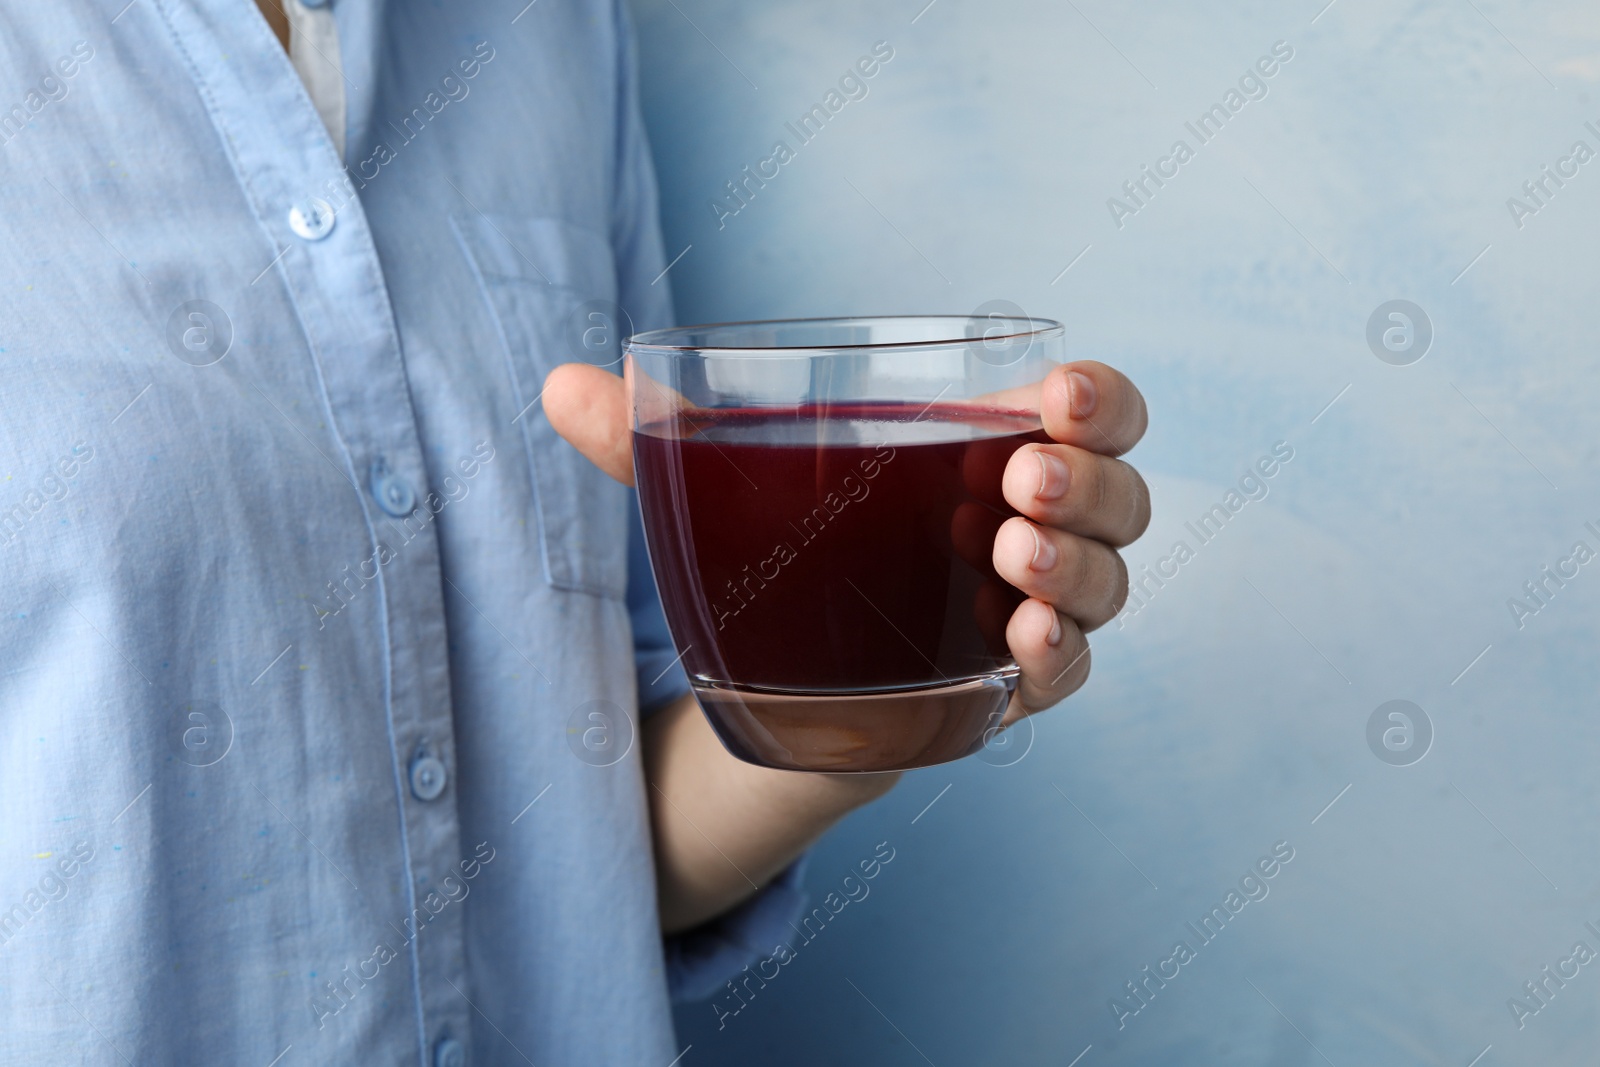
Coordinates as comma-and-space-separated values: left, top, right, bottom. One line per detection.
626, 315, 1065, 772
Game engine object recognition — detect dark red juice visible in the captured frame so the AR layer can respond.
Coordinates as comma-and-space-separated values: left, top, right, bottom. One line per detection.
634, 403, 1049, 697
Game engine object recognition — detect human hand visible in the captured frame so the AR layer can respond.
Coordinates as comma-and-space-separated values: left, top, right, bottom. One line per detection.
542, 363, 636, 484
982, 362, 1149, 726
541, 359, 1151, 731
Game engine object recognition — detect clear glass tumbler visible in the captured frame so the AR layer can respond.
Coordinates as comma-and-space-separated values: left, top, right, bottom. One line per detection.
626, 315, 1065, 772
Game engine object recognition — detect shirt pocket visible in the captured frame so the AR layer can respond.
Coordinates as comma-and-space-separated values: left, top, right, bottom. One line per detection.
452, 213, 629, 600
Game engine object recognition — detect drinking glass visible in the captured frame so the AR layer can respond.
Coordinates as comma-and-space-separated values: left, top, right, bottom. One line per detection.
626, 315, 1065, 772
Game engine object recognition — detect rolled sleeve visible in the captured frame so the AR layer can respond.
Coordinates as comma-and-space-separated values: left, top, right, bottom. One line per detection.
661, 853, 811, 1003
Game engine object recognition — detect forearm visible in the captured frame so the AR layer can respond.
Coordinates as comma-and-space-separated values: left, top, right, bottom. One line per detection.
643, 691, 900, 934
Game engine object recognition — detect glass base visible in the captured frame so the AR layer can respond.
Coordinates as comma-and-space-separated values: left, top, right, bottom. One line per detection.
692, 671, 1017, 772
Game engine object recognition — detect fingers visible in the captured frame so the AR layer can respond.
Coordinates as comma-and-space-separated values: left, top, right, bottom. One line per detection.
542, 363, 634, 485
1040, 361, 1148, 457
1001, 443, 1150, 548
992, 517, 1128, 632
1005, 598, 1091, 717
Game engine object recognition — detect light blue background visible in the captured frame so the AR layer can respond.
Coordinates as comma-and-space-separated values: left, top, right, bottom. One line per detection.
634, 2, 1600, 1063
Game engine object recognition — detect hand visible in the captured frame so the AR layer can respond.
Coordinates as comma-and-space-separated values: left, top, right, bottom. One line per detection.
543, 363, 636, 484
986, 362, 1149, 726
541, 360, 1151, 729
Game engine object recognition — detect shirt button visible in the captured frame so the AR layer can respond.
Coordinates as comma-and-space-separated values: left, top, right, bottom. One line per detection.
434, 1037, 466, 1067
369, 459, 417, 517
410, 755, 448, 801
288, 196, 336, 240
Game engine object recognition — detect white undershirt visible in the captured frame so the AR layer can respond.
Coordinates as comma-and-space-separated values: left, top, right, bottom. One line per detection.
285, 0, 346, 158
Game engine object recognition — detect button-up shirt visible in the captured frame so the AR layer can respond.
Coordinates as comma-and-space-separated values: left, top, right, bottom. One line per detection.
0, 1, 803, 1063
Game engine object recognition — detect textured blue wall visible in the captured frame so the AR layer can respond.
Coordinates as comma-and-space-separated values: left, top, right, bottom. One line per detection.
633, 2, 1600, 1062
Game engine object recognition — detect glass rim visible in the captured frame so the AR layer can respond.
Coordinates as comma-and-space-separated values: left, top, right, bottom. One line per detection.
624, 314, 1065, 356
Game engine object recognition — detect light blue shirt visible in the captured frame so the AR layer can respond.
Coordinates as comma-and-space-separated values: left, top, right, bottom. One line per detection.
0, 1, 804, 1064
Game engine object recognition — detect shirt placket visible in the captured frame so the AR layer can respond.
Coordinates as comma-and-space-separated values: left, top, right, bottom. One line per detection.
155, 0, 471, 1061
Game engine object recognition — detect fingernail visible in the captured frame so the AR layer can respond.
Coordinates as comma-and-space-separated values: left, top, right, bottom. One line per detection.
1034, 450, 1070, 500
1068, 371, 1097, 418
1027, 523, 1057, 572
1046, 610, 1063, 647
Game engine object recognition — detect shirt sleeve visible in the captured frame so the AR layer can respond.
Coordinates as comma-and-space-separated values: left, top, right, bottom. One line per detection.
661, 853, 811, 1003
626, 494, 814, 1002
626, 489, 689, 713
609, 0, 815, 1004
609, 0, 674, 336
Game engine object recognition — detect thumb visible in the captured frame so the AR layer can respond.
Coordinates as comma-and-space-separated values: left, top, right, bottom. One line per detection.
542, 363, 634, 486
